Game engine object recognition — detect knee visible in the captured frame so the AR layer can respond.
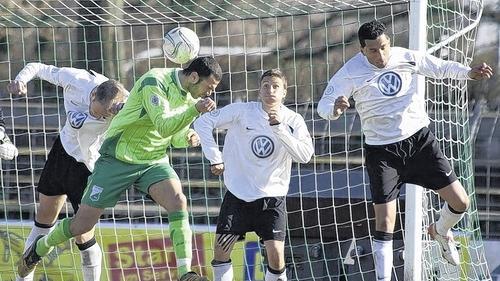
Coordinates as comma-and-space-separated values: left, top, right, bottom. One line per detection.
452, 196, 470, 213
172, 192, 187, 210
265, 246, 285, 270
375, 217, 394, 232
214, 243, 231, 261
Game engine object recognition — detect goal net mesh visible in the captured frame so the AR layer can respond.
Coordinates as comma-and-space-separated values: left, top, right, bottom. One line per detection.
0, 0, 490, 280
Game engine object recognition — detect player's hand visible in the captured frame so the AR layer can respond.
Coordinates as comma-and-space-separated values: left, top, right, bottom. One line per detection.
0, 131, 18, 160
211, 163, 224, 176
468, 63, 493, 80
334, 96, 350, 117
268, 108, 281, 125
7, 80, 27, 96
195, 98, 216, 113
187, 130, 200, 147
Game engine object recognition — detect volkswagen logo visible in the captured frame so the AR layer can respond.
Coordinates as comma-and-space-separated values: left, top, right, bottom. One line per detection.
251, 136, 274, 158
67, 111, 88, 129
377, 71, 402, 96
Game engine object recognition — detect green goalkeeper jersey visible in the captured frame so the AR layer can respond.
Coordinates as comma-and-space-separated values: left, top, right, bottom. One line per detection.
100, 68, 200, 164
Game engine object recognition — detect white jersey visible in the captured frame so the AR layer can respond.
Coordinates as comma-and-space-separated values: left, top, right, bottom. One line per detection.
194, 102, 314, 202
317, 47, 471, 145
15, 63, 112, 171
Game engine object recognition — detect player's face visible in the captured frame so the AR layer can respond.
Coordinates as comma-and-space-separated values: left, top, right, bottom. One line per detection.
361, 34, 391, 68
189, 74, 220, 99
89, 90, 126, 119
259, 76, 286, 107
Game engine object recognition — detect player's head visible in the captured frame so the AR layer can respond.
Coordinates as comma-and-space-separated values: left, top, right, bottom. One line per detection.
358, 20, 391, 68
90, 79, 128, 119
182, 56, 222, 98
259, 69, 287, 106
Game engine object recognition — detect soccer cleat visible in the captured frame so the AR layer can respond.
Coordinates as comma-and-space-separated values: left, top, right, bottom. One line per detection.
17, 235, 44, 277
179, 271, 209, 281
428, 223, 460, 266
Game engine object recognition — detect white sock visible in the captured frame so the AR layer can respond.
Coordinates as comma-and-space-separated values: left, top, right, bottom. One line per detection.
16, 223, 54, 281
436, 203, 464, 236
265, 267, 287, 281
212, 260, 233, 281
373, 239, 393, 281
80, 242, 102, 281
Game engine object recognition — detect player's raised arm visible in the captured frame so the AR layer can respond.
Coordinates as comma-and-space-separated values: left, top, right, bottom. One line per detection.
141, 84, 200, 138
415, 51, 493, 81
194, 103, 241, 166
317, 67, 354, 120
7, 63, 84, 96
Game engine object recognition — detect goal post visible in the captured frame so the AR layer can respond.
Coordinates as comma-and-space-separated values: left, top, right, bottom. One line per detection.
0, 1, 492, 280
404, 0, 427, 280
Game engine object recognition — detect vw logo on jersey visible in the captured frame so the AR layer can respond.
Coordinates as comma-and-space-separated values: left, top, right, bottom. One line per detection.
67, 111, 88, 129
251, 135, 274, 158
377, 71, 402, 96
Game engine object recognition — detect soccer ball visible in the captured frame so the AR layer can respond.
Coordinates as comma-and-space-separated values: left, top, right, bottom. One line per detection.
163, 27, 200, 64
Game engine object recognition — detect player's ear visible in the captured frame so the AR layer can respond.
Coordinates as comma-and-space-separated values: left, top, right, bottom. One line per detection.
189, 72, 200, 84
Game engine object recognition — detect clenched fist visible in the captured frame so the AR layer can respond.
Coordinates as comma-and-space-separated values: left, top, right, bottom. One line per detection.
267, 108, 281, 125
187, 129, 200, 147
7, 80, 27, 96
195, 97, 216, 113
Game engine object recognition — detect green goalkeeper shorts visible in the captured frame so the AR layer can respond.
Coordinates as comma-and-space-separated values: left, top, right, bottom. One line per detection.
81, 154, 179, 208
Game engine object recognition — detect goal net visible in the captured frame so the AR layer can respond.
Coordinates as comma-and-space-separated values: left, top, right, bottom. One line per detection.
0, 0, 491, 280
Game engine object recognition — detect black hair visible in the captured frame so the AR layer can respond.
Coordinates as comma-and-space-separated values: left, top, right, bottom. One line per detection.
260, 69, 287, 89
182, 56, 222, 81
358, 20, 387, 48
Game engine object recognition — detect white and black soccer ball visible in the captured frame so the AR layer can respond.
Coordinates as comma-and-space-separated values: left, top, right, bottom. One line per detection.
163, 27, 200, 64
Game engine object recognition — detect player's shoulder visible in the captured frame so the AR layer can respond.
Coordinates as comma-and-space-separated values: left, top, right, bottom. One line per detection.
142, 68, 176, 81
62, 68, 108, 87
281, 105, 306, 122
223, 101, 255, 113
338, 52, 366, 76
135, 68, 177, 91
391, 47, 420, 61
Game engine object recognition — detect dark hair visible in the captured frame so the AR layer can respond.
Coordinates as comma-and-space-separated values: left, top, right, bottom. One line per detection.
182, 56, 222, 81
94, 79, 127, 103
358, 20, 387, 47
260, 69, 287, 89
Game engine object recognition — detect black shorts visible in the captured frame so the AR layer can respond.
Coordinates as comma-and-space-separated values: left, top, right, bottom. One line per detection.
216, 191, 286, 242
37, 136, 92, 213
365, 127, 458, 204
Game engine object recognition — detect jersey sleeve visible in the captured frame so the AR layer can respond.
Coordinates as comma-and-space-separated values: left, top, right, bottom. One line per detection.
413, 51, 471, 80
193, 103, 242, 165
317, 66, 355, 120
170, 127, 191, 148
271, 113, 314, 163
15, 63, 81, 88
141, 84, 200, 139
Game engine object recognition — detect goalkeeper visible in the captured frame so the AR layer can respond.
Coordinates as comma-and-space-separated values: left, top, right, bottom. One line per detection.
0, 107, 18, 161
17, 56, 221, 281
317, 20, 493, 281
8, 63, 128, 281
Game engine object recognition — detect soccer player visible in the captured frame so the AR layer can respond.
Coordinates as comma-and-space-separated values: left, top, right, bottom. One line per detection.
8, 62, 128, 281
16, 56, 222, 281
317, 20, 493, 281
0, 107, 18, 160
194, 69, 314, 281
